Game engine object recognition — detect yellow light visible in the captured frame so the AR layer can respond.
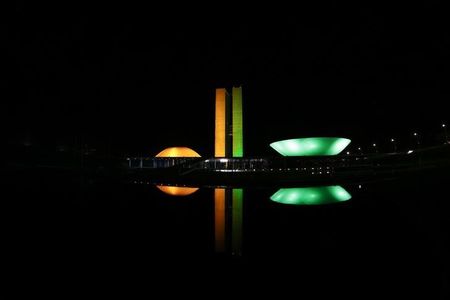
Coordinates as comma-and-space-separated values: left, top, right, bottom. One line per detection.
215, 188, 226, 252
155, 185, 199, 196
215, 88, 226, 157
155, 147, 201, 157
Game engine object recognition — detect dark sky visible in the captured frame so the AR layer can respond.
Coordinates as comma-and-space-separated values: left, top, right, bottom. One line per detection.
4, 3, 449, 156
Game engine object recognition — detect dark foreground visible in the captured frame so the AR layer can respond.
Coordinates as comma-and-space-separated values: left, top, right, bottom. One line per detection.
5, 166, 450, 298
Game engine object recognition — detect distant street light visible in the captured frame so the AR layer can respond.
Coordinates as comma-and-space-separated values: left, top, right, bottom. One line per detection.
372, 143, 378, 153
390, 138, 397, 152
413, 132, 420, 147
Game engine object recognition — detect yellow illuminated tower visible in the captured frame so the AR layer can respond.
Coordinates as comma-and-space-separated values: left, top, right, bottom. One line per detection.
214, 89, 226, 157
214, 86, 244, 158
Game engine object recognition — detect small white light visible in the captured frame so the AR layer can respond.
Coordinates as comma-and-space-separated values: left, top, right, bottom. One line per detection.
219, 158, 228, 163
391, 138, 395, 142
407, 150, 414, 154
443, 124, 446, 128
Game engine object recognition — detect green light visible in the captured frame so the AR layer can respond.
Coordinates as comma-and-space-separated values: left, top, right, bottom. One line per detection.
269, 137, 351, 156
232, 189, 243, 256
270, 186, 352, 205
232, 87, 243, 157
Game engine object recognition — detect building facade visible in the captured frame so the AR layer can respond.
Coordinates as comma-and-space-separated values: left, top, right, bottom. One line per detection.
215, 87, 243, 158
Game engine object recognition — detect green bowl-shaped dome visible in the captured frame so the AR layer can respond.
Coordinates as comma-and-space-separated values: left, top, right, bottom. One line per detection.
270, 137, 351, 156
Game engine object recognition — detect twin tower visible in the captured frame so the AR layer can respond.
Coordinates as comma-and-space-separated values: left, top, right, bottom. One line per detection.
214, 87, 244, 158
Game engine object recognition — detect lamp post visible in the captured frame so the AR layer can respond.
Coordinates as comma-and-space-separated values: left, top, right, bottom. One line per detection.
443, 124, 448, 144
413, 132, 420, 148
372, 143, 378, 153
390, 138, 397, 153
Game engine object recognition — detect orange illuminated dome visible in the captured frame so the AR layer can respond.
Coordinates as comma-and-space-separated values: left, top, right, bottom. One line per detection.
156, 185, 199, 196
155, 147, 201, 157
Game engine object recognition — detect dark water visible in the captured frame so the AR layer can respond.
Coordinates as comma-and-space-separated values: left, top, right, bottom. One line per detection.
7, 169, 449, 298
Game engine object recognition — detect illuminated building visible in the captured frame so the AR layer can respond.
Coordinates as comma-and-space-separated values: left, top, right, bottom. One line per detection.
155, 147, 201, 157
232, 87, 243, 157
128, 87, 357, 175
214, 89, 227, 157
215, 87, 244, 158
270, 137, 351, 156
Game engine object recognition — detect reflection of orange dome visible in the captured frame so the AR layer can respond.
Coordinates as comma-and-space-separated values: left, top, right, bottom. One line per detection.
156, 185, 199, 196
155, 147, 201, 157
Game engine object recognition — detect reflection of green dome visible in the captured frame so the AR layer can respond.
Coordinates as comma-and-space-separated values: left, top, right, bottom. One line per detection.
270, 186, 352, 205
270, 137, 351, 156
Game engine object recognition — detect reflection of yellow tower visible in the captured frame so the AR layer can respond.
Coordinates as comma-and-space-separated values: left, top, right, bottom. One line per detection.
214, 188, 243, 256
155, 185, 243, 255
214, 188, 226, 252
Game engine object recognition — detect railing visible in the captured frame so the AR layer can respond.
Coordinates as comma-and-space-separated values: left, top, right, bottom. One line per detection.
126, 150, 441, 174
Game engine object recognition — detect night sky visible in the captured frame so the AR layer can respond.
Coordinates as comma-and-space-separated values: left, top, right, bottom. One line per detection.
4, 3, 449, 157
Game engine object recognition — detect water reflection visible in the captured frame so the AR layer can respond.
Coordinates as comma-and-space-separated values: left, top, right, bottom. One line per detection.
214, 189, 226, 252
154, 184, 351, 256
214, 188, 243, 256
154, 184, 243, 256
156, 185, 199, 196
231, 189, 243, 256
270, 185, 351, 205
